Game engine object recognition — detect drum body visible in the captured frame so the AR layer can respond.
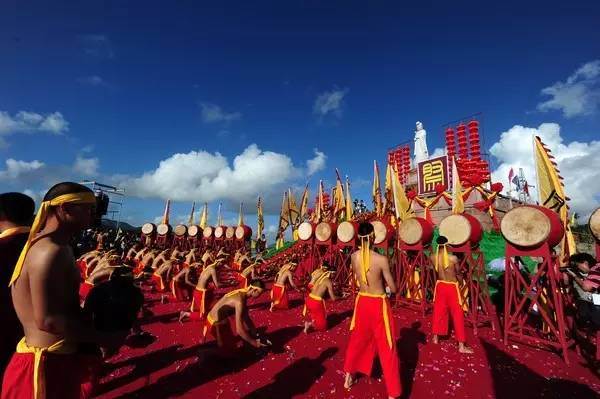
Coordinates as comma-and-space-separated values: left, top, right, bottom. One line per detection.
337, 221, 357, 243
589, 207, 600, 241
203, 226, 214, 239
156, 223, 172, 236
235, 225, 252, 240
187, 225, 202, 237
174, 224, 187, 237
225, 226, 236, 239
501, 205, 564, 248
141, 223, 156, 235
315, 222, 336, 242
399, 217, 434, 245
298, 222, 314, 241
370, 219, 394, 245
439, 214, 483, 246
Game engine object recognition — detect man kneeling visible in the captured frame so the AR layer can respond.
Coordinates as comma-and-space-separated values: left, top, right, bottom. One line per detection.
202, 280, 271, 357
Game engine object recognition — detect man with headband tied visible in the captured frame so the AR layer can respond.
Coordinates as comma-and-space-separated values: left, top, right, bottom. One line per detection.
429, 236, 473, 354
343, 222, 401, 399
2, 182, 127, 399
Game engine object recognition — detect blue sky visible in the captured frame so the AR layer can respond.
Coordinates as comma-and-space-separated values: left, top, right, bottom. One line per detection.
1, 1, 599, 239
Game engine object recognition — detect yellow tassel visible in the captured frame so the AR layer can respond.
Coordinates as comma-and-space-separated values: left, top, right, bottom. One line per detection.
360, 237, 370, 285
434, 244, 450, 271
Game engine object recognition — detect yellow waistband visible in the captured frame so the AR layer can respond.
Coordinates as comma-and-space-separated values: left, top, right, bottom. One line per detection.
357, 291, 386, 298
308, 293, 323, 301
274, 283, 285, 288
436, 280, 459, 287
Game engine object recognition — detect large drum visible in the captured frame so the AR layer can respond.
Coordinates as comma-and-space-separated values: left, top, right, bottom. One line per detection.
225, 226, 236, 239
156, 223, 171, 236
501, 205, 564, 248
202, 226, 214, 239
439, 213, 483, 246
399, 217, 434, 245
235, 225, 252, 240
590, 207, 600, 241
297, 222, 314, 241
141, 223, 155, 235
371, 219, 394, 245
214, 226, 227, 239
315, 222, 336, 242
187, 225, 202, 237
174, 224, 187, 237
337, 221, 357, 243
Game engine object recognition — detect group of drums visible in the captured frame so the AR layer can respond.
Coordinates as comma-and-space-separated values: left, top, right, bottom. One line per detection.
140, 222, 253, 244
296, 204, 590, 252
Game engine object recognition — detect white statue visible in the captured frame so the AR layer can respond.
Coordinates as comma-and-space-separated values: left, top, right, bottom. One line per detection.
413, 121, 429, 165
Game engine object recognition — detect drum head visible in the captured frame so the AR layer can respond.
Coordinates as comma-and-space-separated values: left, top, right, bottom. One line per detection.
371, 220, 388, 244
501, 206, 551, 248
225, 226, 235, 239
174, 224, 187, 236
315, 222, 332, 242
188, 225, 199, 237
214, 226, 224, 238
235, 226, 245, 239
590, 208, 600, 241
203, 226, 214, 238
399, 218, 423, 245
337, 221, 355, 243
439, 215, 472, 246
157, 224, 170, 236
298, 222, 313, 241
141, 223, 155, 235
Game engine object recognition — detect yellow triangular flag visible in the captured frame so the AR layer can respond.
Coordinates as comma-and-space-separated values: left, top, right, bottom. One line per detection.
451, 158, 464, 214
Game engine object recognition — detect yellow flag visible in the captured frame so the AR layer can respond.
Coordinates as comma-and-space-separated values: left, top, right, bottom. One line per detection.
534, 135, 574, 260
333, 170, 345, 221
451, 158, 464, 214
279, 191, 290, 231
199, 202, 208, 229
316, 180, 324, 222
372, 160, 383, 216
256, 197, 264, 239
162, 199, 171, 225
187, 201, 195, 225
383, 162, 394, 214
299, 184, 309, 220
391, 165, 414, 221
238, 202, 244, 226
288, 188, 299, 225
345, 176, 354, 220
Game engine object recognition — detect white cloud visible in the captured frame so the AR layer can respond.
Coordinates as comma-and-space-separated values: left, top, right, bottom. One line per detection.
430, 147, 446, 158
73, 156, 99, 177
0, 111, 69, 146
537, 60, 600, 118
313, 87, 349, 118
200, 103, 242, 124
116, 144, 319, 211
78, 75, 109, 87
0, 159, 45, 180
489, 123, 600, 218
80, 34, 114, 58
306, 149, 326, 176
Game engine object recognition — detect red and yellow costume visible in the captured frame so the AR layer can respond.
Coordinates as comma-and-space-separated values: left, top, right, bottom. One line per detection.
151, 272, 166, 292
303, 293, 327, 331
133, 260, 145, 277
76, 260, 87, 280
78, 281, 95, 304
189, 287, 214, 320
270, 284, 288, 309
2, 338, 99, 399
202, 314, 237, 357
343, 293, 401, 398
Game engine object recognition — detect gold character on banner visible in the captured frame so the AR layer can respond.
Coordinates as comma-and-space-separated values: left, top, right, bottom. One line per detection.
422, 160, 445, 191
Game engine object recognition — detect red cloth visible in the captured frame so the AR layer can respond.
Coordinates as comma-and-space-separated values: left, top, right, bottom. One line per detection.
234, 273, 248, 289
304, 294, 327, 331
151, 274, 166, 292
231, 262, 241, 272
344, 293, 401, 398
202, 316, 238, 357
1, 350, 99, 399
76, 260, 87, 280
133, 260, 145, 276
78, 282, 94, 304
432, 281, 466, 342
189, 288, 214, 320
270, 284, 288, 310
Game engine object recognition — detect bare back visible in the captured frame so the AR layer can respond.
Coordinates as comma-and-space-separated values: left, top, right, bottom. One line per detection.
351, 250, 396, 295
11, 237, 81, 348
430, 252, 460, 283
198, 265, 218, 289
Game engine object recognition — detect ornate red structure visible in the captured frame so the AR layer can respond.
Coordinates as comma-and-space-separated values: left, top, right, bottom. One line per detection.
445, 119, 491, 187
394, 241, 435, 316
388, 144, 411, 185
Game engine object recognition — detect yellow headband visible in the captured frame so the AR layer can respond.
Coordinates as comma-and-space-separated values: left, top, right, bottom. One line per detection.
9, 192, 96, 286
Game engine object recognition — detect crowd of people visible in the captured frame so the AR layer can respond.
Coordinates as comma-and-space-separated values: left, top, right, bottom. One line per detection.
1, 182, 599, 398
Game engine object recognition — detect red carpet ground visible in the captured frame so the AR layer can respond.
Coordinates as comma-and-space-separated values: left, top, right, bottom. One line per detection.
96, 285, 600, 399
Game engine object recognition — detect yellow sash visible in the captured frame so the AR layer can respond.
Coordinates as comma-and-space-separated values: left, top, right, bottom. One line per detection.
0, 226, 30, 240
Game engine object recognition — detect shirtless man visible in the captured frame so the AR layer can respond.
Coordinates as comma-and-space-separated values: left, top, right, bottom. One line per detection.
135, 249, 159, 277
79, 262, 132, 305
179, 259, 222, 322
200, 248, 214, 267
430, 236, 473, 354
303, 266, 340, 333
170, 264, 199, 301
235, 262, 257, 289
343, 222, 401, 399
270, 262, 299, 311
2, 182, 125, 399
203, 280, 270, 357
182, 248, 197, 269
152, 259, 178, 301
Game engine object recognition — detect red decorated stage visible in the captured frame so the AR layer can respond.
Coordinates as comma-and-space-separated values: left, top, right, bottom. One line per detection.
95, 285, 600, 399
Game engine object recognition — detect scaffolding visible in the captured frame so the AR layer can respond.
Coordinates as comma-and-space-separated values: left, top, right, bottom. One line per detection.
80, 180, 125, 229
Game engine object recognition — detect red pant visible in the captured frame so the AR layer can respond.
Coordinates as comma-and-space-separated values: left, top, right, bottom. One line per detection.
203, 316, 238, 357
1, 342, 99, 399
190, 289, 214, 320
432, 281, 466, 342
152, 274, 166, 292
270, 284, 288, 309
344, 293, 401, 398
76, 260, 87, 280
78, 282, 94, 304
234, 273, 248, 289
304, 294, 327, 331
